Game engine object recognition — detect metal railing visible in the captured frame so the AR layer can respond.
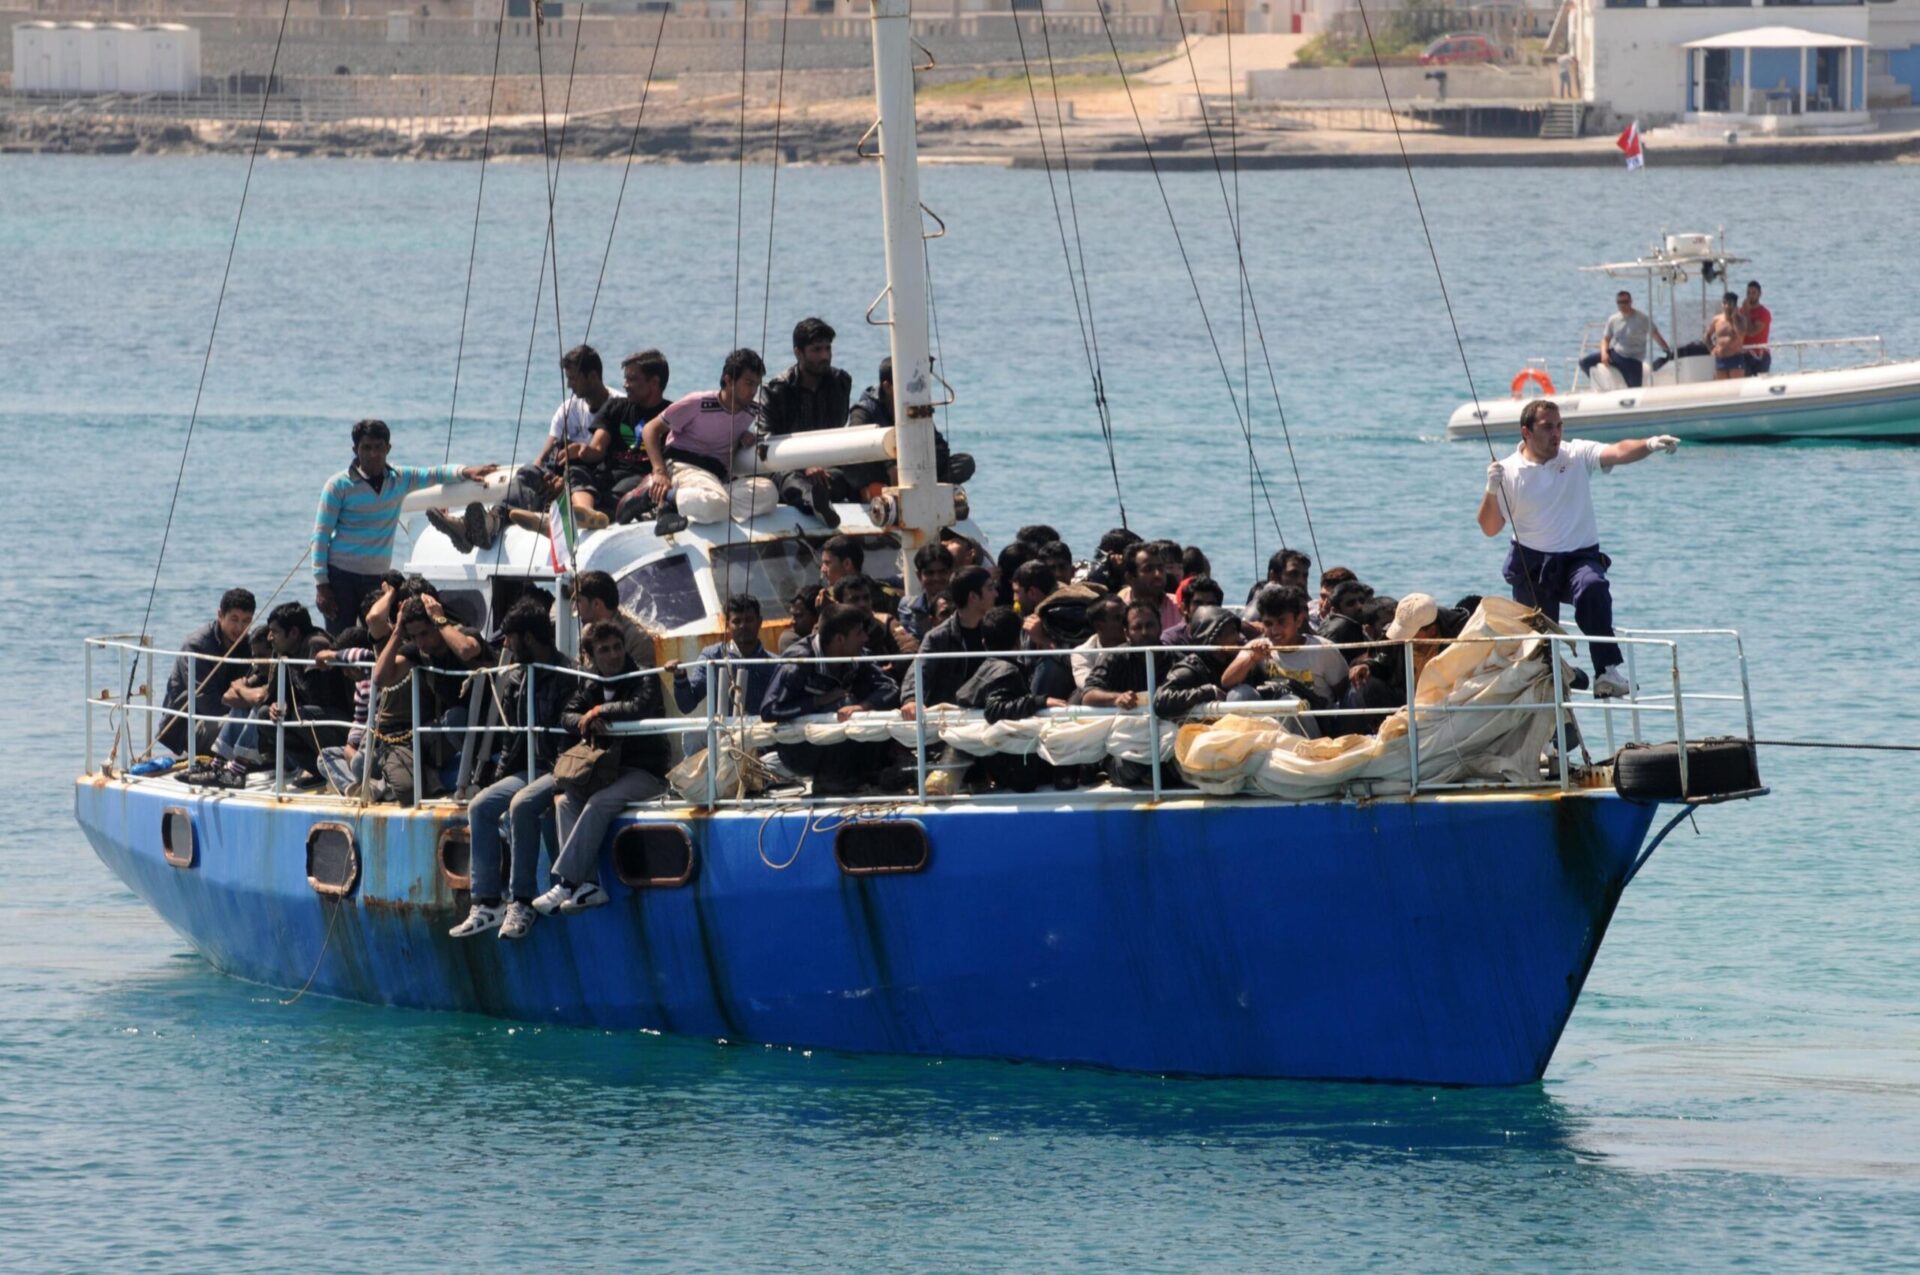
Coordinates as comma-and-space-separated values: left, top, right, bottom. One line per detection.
1568, 332, 1891, 392
85, 623, 1757, 809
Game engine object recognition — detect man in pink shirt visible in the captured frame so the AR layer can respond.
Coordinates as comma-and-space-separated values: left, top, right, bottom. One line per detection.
641, 348, 777, 527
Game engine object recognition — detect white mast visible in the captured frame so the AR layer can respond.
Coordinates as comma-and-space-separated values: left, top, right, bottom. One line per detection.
868, 0, 952, 599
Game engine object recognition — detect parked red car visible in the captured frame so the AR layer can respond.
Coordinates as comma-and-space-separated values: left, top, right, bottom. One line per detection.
1419, 34, 1505, 66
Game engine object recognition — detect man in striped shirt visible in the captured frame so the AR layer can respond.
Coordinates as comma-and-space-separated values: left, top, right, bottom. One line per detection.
312, 419, 496, 633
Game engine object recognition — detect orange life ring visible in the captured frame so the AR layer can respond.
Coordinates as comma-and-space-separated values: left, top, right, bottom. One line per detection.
1510, 368, 1555, 399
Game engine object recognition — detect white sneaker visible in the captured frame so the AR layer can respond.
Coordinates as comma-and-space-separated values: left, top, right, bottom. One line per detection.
449, 902, 504, 938
531, 880, 610, 916
1593, 665, 1633, 699
531, 882, 574, 916
498, 900, 536, 940
559, 882, 609, 915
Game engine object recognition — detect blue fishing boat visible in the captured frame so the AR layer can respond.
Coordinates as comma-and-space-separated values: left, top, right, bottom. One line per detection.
75, 0, 1765, 1085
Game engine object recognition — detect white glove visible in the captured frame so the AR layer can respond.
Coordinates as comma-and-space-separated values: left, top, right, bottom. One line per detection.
1486, 459, 1505, 493
1650, 434, 1680, 454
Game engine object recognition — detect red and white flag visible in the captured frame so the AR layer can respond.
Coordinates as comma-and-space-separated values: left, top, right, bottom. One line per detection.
1616, 120, 1645, 171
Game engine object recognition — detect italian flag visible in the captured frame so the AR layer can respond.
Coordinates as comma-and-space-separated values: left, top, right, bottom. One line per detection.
548, 498, 577, 573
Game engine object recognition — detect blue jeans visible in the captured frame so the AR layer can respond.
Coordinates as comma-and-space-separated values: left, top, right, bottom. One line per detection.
212, 706, 267, 765
1579, 352, 1643, 388
467, 772, 560, 903
1504, 542, 1623, 676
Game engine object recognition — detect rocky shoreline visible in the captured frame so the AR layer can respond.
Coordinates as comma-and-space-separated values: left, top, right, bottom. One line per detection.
7, 105, 1919, 168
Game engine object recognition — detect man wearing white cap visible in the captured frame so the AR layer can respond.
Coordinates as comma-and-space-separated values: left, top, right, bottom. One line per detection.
1476, 399, 1679, 698
1385, 594, 1448, 684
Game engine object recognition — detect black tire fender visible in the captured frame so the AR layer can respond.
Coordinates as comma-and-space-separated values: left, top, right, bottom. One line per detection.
1613, 737, 1760, 802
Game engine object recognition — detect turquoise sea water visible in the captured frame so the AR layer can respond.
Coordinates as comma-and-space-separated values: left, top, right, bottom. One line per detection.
2, 153, 1918, 1270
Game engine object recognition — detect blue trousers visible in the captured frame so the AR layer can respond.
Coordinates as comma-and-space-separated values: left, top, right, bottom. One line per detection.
1504, 543, 1623, 676
467, 771, 560, 903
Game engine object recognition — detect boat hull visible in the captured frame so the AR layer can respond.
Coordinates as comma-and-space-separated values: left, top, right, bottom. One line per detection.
1446, 360, 1920, 442
75, 776, 1658, 1085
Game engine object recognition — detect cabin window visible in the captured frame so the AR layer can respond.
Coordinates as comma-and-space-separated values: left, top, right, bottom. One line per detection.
307, 823, 360, 897
618, 554, 705, 633
161, 807, 195, 868
612, 824, 697, 888
711, 539, 822, 613
834, 820, 929, 876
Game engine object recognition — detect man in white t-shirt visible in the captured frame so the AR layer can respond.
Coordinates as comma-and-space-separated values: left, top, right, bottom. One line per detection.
1477, 399, 1680, 697
536, 344, 616, 467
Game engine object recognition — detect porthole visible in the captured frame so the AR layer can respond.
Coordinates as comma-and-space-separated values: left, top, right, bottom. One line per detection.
612, 824, 696, 889
306, 822, 359, 897
438, 825, 473, 890
161, 807, 195, 869
834, 820, 929, 876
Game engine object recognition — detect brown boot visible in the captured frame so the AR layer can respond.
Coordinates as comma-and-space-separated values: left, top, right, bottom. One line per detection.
505, 507, 547, 534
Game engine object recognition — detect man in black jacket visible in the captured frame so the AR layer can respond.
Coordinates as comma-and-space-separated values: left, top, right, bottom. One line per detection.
1153, 608, 1293, 720
761, 316, 852, 526
531, 619, 670, 923
954, 607, 1068, 792
450, 601, 578, 941
762, 603, 901, 794
159, 587, 256, 756
901, 566, 992, 712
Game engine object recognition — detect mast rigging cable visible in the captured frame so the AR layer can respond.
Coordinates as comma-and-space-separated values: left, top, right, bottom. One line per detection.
116, 0, 296, 762
443, 0, 512, 463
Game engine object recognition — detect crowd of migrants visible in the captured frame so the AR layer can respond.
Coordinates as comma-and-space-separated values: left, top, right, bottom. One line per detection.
155, 319, 1498, 941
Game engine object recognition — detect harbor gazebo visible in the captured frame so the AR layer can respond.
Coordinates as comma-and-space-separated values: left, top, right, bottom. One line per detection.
1683, 26, 1868, 128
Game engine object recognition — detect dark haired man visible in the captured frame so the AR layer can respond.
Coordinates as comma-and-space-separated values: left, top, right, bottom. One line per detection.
1119, 544, 1181, 635
555, 346, 670, 527
1070, 593, 1128, 689
761, 317, 852, 526
761, 602, 901, 794
366, 591, 492, 804
1707, 292, 1747, 380
953, 606, 1069, 792
1319, 578, 1375, 648
1740, 281, 1772, 377
844, 356, 974, 490
1160, 575, 1224, 647
449, 600, 575, 940
536, 344, 615, 467
1232, 584, 1366, 737
820, 534, 864, 589
640, 348, 776, 529
204, 601, 340, 785
1086, 527, 1142, 591
531, 619, 670, 925
898, 542, 954, 641
159, 586, 257, 756
1479, 398, 1679, 699
313, 419, 496, 633
902, 565, 992, 712
671, 594, 775, 716
1015, 524, 1061, 549
569, 569, 652, 667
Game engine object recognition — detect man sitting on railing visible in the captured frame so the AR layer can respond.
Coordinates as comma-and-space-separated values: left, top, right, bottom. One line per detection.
450, 601, 576, 941
761, 603, 901, 797
1077, 601, 1171, 788
1229, 585, 1371, 738
367, 593, 493, 805
531, 620, 672, 923
901, 566, 992, 714
953, 606, 1071, 793
1153, 608, 1263, 721
638, 347, 778, 532
159, 586, 255, 758
186, 626, 273, 787
670, 593, 775, 717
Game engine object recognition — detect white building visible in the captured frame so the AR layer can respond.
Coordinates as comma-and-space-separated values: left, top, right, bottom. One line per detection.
1572, 0, 1874, 133
12, 20, 202, 95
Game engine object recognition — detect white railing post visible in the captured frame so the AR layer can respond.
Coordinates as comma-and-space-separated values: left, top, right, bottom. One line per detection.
1550, 637, 1570, 792
704, 659, 720, 809
143, 641, 155, 753
526, 664, 538, 783
185, 653, 197, 760
1146, 649, 1163, 800
1403, 641, 1420, 795
1670, 644, 1690, 797
1625, 639, 1643, 743
913, 658, 928, 799
410, 671, 424, 807
84, 641, 94, 773
273, 656, 287, 796
1731, 631, 1756, 743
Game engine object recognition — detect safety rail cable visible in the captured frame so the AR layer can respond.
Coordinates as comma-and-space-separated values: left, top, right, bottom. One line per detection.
442, 0, 512, 463
582, 5, 671, 343
112, 0, 296, 770
86, 630, 1756, 805
1089, 1, 1287, 550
